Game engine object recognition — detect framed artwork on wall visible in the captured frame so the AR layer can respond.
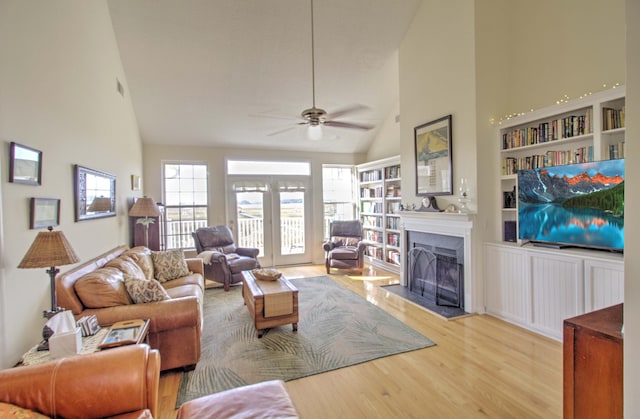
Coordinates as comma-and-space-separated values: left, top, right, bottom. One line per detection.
414, 115, 453, 196
74, 165, 116, 221
131, 175, 141, 191
30, 197, 60, 229
9, 142, 42, 185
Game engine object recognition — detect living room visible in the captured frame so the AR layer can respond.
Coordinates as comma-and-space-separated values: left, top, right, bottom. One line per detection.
0, 0, 638, 417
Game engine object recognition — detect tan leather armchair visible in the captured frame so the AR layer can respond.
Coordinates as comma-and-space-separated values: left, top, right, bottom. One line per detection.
192, 226, 260, 291
323, 220, 367, 274
0, 344, 160, 419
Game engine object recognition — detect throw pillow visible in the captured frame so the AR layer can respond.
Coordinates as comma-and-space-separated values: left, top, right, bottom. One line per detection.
124, 275, 170, 304
125, 246, 155, 280
0, 402, 49, 418
74, 267, 132, 308
150, 249, 190, 283
105, 255, 147, 281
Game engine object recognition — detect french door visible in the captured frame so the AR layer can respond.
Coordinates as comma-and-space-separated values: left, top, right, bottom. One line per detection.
227, 176, 311, 267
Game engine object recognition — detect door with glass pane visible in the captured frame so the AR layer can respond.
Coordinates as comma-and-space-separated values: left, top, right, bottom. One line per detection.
229, 176, 310, 267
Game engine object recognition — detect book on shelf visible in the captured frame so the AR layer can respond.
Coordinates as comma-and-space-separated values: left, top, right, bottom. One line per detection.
502, 109, 592, 150
360, 170, 381, 182
384, 165, 401, 179
603, 106, 625, 131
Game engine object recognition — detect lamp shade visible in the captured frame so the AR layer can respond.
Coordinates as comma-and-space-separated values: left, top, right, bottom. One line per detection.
18, 227, 80, 269
88, 196, 112, 212
129, 196, 161, 217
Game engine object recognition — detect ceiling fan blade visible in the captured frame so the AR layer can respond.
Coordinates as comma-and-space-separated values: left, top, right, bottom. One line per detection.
324, 120, 374, 130
266, 123, 307, 137
325, 104, 369, 120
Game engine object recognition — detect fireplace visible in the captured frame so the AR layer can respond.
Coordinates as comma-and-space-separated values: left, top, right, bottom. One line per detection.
399, 211, 477, 313
407, 231, 464, 310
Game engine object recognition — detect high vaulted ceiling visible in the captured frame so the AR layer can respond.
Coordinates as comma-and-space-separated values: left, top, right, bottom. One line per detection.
107, 0, 421, 154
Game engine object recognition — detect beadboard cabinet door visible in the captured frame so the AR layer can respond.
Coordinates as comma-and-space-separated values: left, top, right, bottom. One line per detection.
484, 244, 529, 325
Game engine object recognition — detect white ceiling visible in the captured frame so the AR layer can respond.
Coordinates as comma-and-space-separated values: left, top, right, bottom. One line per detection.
107, 0, 421, 154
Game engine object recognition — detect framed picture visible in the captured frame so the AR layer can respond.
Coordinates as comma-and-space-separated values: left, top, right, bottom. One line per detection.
9, 142, 42, 185
414, 115, 453, 196
131, 175, 141, 191
74, 165, 116, 221
30, 197, 60, 229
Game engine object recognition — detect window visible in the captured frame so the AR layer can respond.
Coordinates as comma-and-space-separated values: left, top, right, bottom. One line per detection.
163, 163, 208, 249
322, 165, 357, 238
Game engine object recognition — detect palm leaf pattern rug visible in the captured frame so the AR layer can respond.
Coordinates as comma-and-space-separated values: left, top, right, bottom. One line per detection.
176, 276, 435, 406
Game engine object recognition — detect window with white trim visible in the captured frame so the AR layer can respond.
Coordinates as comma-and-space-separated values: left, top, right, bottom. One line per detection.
163, 162, 208, 249
322, 165, 357, 239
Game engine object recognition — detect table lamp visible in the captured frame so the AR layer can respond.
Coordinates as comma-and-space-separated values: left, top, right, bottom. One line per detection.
18, 226, 80, 350
129, 196, 161, 248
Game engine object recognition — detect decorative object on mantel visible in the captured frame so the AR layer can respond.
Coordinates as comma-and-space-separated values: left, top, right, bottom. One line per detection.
9, 142, 42, 185
129, 196, 161, 247
415, 196, 443, 212
414, 114, 453, 196
18, 226, 80, 350
457, 177, 470, 214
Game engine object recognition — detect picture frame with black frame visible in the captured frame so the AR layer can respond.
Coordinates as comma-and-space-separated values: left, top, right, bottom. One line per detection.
10, 142, 42, 186
30, 197, 60, 229
414, 115, 453, 196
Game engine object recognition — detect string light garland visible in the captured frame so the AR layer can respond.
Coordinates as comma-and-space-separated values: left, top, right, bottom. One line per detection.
491, 82, 622, 125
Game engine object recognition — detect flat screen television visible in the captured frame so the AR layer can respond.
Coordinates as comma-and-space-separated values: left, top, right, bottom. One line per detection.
517, 159, 624, 252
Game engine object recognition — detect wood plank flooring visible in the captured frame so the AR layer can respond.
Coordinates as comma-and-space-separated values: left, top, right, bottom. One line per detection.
157, 265, 562, 418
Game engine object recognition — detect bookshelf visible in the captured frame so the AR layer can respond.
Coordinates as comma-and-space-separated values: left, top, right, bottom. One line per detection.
497, 87, 625, 244
357, 156, 401, 272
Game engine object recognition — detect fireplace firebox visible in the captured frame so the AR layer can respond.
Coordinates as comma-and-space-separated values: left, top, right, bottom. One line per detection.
407, 231, 464, 310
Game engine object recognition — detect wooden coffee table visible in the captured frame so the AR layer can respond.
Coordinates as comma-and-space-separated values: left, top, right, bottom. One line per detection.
242, 270, 298, 338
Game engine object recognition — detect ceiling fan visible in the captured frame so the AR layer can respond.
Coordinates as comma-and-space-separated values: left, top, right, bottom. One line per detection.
266, 0, 374, 140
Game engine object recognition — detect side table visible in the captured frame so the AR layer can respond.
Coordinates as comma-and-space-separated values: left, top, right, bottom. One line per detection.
18, 318, 150, 366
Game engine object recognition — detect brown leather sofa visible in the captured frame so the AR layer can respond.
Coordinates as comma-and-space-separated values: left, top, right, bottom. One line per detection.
56, 245, 204, 371
0, 344, 160, 419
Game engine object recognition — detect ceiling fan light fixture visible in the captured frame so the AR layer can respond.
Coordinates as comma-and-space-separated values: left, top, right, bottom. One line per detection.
307, 124, 323, 141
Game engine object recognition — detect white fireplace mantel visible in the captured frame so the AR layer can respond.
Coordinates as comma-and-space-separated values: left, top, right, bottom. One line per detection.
399, 211, 477, 312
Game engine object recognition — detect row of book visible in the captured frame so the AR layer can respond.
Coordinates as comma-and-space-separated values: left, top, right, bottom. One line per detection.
361, 186, 383, 198
362, 215, 382, 228
387, 250, 401, 265
366, 246, 383, 259
364, 230, 383, 243
603, 106, 625, 131
386, 217, 400, 230
387, 202, 402, 214
502, 110, 592, 150
360, 169, 382, 182
386, 185, 401, 198
384, 165, 401, 180
609, 142, 625, 159
361, 202, 383, 213
387, 233, 400, 247
501, 146, 594, 174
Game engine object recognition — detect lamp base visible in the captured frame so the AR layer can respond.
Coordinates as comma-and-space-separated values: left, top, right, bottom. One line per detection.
43, 306, 65, 320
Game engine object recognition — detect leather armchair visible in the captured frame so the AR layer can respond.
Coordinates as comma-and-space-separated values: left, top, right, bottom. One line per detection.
0, 344, 160, 419
192, 226, 261, 291
323, 220, 366, 274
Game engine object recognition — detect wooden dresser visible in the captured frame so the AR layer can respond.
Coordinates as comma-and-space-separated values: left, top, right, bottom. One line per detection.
563, 303, 623, 419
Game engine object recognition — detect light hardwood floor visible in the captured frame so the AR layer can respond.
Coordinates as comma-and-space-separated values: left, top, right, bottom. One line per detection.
158, 265, 562, 418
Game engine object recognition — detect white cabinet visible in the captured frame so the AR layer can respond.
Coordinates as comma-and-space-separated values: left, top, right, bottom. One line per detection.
357, 156, 401, 273
484, 243, 623, 341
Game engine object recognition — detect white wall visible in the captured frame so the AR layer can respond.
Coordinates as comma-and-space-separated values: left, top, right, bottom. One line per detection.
624, 0, 639, 414
0, 0, 143, 368
142, 144, 364, 263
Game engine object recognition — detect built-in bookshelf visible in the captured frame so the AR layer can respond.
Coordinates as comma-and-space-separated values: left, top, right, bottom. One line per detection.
357, 155, 401, 272
497, 87, 625, 244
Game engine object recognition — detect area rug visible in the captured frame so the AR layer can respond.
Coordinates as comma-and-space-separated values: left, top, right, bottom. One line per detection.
176, 276, 435, 406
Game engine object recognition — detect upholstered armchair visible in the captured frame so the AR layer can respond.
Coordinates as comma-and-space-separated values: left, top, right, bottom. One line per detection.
323, 220, 366, 274
192, 226, 260, 291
